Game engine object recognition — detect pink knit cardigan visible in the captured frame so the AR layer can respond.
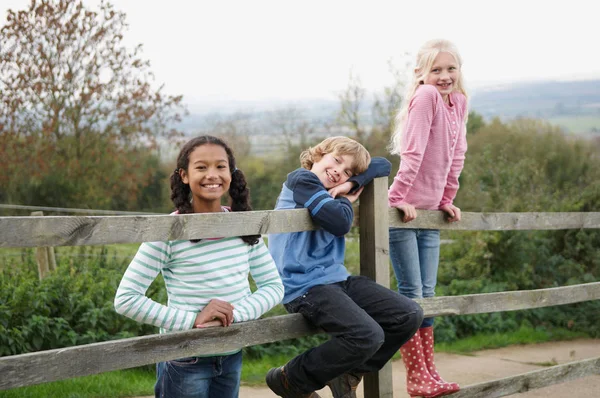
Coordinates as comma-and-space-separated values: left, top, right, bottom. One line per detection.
388, 84, 468, 210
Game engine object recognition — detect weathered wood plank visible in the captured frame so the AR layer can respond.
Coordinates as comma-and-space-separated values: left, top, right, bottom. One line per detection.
359, 178, 391, 286
389, 210, 600, 231
0, 209, 318, 248
1, 282, 599, 390
414, 282, 600, 317
359, 178, 394, 398
0, 314, 320, 390
3, 210, 599, 249
450, 356, 600, 398
31, 211, 51, 280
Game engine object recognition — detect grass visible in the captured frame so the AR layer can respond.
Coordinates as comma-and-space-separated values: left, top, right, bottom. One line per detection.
0, 368, 155, 398
435, 325, 588, 354
242, 354, 297, 386
1, 326, 589, 398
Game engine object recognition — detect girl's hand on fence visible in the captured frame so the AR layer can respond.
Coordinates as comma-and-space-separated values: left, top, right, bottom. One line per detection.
440, 204, 461, 222
195, 319, 224, 328
328, 182, 355, 198
194, 299, 234, 327
395, 203, 416, 222
340, 187, 364, 204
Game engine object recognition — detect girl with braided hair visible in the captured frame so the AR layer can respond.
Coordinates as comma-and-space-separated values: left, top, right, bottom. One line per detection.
115, 135, 284, 398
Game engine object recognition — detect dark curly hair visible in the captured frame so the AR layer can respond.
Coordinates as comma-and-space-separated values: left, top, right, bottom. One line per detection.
170, 135, 259, 245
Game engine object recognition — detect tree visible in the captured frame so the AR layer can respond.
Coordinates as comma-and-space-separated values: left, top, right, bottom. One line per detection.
466, 111, 485, 135
336, 61, 407, 161
200, 112, 254, 159
0, 0, 186, 209
269, 107, 315, 153
337, 71, 366, 142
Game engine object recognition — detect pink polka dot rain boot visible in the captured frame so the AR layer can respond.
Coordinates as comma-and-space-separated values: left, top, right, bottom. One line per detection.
419, 326, 460, 393
400, 331, 458, 397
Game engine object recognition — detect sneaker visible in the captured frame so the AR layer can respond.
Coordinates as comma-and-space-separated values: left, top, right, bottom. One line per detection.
266, 366, 321, 398
326, 372, 363, 398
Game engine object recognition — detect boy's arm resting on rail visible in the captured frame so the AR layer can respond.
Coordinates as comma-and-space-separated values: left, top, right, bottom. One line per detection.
289, 169, 354, 237
347, 157, 392, 193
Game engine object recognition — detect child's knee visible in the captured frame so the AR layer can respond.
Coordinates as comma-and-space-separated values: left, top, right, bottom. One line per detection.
362, 324, 386, 356
347, 323, 385, 357
413, 305, 425, 330
390, 302, 424, 337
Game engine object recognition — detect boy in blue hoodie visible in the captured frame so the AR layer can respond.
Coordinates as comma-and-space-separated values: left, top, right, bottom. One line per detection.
267, 136, 423, 398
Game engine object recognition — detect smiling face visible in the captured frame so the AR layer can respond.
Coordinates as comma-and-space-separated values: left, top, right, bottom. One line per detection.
422, 51, 459, 103
180, 143, 231, 212
310, 152, 355, 189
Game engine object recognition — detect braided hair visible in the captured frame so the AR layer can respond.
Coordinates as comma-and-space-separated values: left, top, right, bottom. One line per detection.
170, 135, 259, 245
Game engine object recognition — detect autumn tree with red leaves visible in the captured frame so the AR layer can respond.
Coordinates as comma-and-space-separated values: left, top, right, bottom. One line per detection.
0, 0, 186, 210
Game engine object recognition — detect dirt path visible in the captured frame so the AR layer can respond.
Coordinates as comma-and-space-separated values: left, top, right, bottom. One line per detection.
136, 339, 600, 397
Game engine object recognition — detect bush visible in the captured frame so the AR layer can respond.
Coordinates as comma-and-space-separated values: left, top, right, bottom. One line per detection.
429, 118, 600, 342
0, 247, 165, 357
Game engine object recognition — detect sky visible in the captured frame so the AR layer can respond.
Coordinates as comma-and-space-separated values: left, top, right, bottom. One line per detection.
2, 0, 600, 110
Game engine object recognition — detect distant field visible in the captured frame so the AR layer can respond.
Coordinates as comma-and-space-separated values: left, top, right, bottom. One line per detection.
546, 115, 600, 134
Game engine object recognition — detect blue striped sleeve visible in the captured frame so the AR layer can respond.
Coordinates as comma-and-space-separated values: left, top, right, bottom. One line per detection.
347, 157, 392, 193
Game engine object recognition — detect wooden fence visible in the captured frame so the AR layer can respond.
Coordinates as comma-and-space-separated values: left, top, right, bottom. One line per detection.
1, 177, 599, 397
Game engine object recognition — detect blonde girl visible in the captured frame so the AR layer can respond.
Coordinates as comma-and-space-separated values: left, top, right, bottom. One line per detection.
389, 39, 468, 398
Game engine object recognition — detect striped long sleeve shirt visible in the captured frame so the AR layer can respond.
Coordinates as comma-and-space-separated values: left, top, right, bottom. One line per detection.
114, 236, 284, 333
388, 84, 468, 210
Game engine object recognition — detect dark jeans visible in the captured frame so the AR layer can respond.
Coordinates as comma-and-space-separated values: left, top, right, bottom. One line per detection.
283, 275, 423, 393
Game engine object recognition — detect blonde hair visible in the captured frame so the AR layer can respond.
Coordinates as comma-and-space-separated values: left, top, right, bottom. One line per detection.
390, 39, 468, 155
300, 136, 371, 175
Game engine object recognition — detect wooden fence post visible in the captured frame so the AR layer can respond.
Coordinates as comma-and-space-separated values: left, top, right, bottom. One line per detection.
359, 177, 393, 398
30, 211, 57, 280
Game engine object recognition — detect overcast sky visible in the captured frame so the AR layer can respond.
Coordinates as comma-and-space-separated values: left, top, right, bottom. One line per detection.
2, 0, 599, 109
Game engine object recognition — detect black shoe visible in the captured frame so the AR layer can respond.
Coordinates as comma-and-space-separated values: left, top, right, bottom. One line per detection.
266, 366, 321, 398
326, 372, 363, 398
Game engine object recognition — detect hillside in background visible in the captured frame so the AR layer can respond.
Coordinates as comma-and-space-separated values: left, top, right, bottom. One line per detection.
470, 79, 600, 134
470, 80, 600, 118
177, 79, 600, 150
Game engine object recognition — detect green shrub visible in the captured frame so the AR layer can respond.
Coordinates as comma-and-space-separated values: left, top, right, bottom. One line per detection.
0, 246, 165, 357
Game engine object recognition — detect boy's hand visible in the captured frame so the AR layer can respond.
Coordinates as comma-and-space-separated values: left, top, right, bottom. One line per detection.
395, 203, 417, 223
194, 299, 234, 327
340, 187, 364, 204
440, 204, 461, 222
328, 181, 355, 198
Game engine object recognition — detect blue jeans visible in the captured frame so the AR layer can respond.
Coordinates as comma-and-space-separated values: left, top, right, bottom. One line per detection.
155, 351, 242, 398
389, 228, 440, 328
283, 276, 423, 393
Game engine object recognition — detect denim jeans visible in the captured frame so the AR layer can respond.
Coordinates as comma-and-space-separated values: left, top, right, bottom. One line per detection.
155, 351, 242, 398
389, 228, 440, 328
283, 275, 423, 393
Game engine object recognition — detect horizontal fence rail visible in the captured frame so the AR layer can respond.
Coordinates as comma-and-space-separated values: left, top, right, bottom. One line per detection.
2, 210, 600, 248
0, 314, 319, 390
389, 210, 600, 231
0, 209, 318, 248
451, 356, 600, 398
0, 203, 160, 215
1, 282, 599, 390
417, 282, 600, 317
